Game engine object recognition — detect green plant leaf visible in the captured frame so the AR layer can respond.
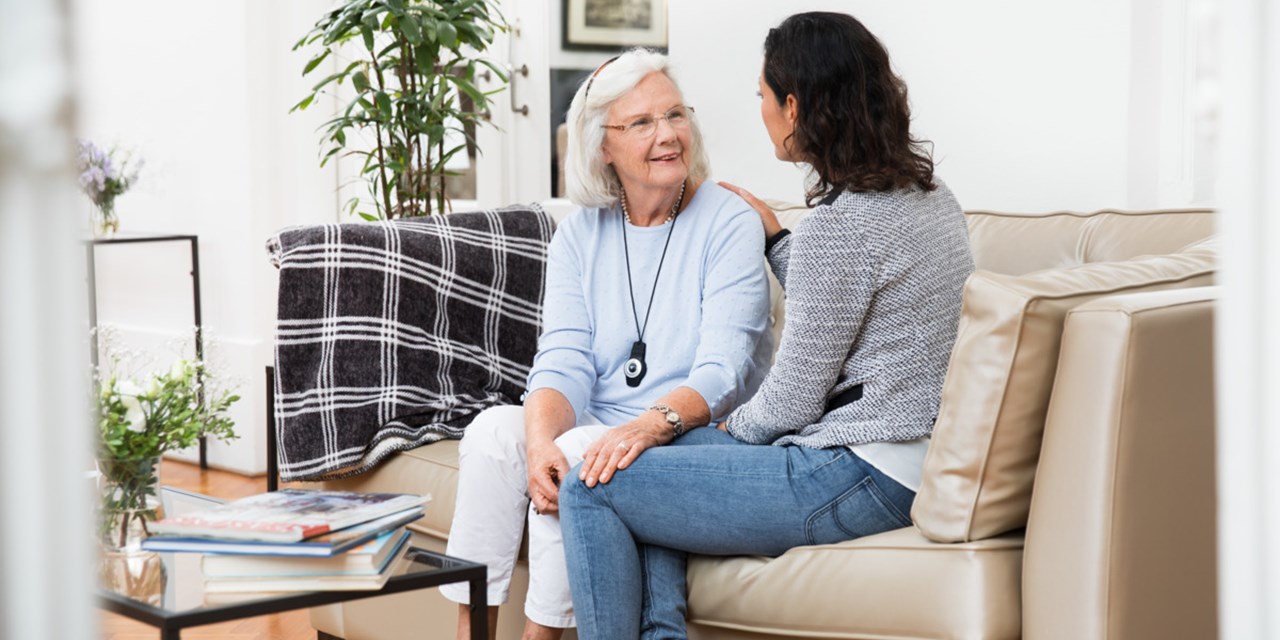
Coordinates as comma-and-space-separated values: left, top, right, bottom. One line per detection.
310, 70, 348, 92
437, 21, 458, 48
302, 49, 330, 75
375, 91, 393, 119
352, 70, 370, 93
320, 145, 342, 167
446, 74, 486, 104
477, 58, 508, 83
290, 94, 316, 113
361, 24, 375, 50
361, 5, 387, 24
359, 212, 379, 221
401, 14, 422, 44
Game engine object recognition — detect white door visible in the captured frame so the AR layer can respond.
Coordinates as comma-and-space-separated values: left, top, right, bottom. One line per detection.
475, 0, 635, 213
475, 0, 552, 208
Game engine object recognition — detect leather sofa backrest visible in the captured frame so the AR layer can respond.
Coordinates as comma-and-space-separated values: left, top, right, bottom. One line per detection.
964, 208, 1215, 275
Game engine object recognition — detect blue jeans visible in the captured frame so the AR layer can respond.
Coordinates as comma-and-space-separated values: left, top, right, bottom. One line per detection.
559, 427, 915, 640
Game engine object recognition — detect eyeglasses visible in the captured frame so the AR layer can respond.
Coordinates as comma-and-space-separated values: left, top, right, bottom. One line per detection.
602, 106, 696, 138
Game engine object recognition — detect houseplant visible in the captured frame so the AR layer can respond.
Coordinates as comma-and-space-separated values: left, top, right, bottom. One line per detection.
96, 357, 239, 553
76, 139, 142, 237
292, 0, 508, 220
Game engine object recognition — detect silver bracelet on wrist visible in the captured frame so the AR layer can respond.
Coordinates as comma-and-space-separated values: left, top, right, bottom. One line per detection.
648, 402, 685, 438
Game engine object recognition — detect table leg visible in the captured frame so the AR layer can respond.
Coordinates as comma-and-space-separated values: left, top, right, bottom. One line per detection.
161, 625, 181, 640
469, 575, 488, 640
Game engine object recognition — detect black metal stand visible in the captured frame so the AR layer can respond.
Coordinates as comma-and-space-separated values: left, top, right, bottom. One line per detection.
87, 234, 207, 469
266, 365, 278, 492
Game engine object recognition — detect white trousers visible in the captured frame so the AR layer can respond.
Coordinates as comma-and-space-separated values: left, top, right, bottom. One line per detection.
439, 405, 609, 628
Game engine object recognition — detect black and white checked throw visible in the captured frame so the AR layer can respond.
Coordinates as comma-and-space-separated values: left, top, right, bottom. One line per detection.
266, 204, 554, 481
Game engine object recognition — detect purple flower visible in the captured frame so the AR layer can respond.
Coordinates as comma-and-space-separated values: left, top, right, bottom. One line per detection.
75, 139, 141, 208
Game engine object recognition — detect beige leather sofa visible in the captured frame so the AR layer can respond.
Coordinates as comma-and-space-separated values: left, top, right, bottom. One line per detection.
303, 204, 1219, 640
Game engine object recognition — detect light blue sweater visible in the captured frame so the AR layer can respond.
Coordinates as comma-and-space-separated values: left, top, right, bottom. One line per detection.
526, 182, 773, 427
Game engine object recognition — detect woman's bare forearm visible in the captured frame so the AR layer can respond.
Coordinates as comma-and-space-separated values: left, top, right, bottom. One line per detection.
524, 388, 577, 446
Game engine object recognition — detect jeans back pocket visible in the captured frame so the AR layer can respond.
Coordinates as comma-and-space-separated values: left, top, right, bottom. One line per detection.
804, 477, 911, 546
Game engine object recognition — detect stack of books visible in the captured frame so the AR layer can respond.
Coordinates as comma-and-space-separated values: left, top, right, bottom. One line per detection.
142, 489, 430, 597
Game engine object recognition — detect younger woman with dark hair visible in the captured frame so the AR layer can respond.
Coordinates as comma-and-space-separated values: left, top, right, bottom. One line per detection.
559, 12, 975, 639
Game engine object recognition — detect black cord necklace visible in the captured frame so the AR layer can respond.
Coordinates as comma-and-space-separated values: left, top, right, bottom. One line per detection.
620, 180, 686, 387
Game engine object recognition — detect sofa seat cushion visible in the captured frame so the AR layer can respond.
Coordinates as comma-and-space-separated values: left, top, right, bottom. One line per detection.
912, 237, 1218, 543
313, 439, 461, 541
686, 527, 1024, 640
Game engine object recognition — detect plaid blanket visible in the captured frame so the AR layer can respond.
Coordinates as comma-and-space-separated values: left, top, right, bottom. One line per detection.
266, 204, 554, 481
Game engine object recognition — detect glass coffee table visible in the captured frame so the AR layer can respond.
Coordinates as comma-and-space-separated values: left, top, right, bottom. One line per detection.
96, 488, 488, 639
98, 546, 487, 639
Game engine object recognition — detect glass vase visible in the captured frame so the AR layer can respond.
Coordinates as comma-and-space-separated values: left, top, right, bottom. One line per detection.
92, 201, 119, 239
97, 455, 161, 555
99, 550, 166, 606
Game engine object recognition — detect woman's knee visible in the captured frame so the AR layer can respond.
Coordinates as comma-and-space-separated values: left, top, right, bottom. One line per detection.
458, 405, 526, 458
559, 464, 592, 507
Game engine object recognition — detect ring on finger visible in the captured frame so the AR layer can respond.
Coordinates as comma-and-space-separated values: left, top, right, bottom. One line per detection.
616, 441, 630, 451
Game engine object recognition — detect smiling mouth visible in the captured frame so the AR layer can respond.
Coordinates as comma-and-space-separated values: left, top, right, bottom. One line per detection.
650, 152, 680, 162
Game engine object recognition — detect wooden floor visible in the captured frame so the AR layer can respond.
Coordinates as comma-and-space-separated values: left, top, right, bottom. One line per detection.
99, 461, 316, 640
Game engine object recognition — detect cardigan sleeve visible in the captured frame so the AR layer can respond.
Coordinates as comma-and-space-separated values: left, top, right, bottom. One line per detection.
765, 230, 793, 290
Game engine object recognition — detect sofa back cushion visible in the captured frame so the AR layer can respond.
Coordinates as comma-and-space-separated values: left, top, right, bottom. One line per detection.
964, 208, 1215, 275
911, 236, 1218, 543
758, 203, 1214, 352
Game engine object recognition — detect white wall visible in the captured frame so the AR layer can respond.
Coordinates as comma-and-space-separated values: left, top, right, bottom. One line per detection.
671, 0, 1173, 212
71, 0, 340, 474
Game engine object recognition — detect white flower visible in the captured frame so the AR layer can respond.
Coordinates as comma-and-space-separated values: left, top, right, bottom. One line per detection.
122, 396, 146, 433
117, 380, 143, 397
170, 360, 188, 378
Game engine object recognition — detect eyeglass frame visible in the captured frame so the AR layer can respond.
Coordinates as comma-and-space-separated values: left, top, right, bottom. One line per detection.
601, 106, 697, 138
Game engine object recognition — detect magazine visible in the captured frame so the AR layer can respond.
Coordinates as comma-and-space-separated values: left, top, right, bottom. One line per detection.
148, 489, 430, 543
201, 529, 411, 578
143, 506, 424, 556
202, 543, 411, 593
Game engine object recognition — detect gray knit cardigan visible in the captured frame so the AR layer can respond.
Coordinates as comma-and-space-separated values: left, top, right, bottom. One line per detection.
726, 180, 974, 448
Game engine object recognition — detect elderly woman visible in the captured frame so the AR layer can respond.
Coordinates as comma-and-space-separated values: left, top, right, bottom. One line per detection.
438, 48, 773, 640
559, 12, 976, 640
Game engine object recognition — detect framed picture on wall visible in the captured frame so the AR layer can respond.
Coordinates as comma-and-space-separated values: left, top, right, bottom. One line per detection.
563, 0, 668, 51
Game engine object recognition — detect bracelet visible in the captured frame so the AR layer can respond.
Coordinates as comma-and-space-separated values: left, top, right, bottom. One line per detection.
648, 402, 685, 438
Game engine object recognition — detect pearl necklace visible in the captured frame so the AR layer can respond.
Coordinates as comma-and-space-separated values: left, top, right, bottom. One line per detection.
621, 181, 687, 226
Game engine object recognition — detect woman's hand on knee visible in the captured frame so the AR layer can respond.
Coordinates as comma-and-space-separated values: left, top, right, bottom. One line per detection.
526, 440, 570, 514
578, 418, 669, 488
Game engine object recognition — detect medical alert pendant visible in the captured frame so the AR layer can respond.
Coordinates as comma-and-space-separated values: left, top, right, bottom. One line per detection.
624, 340, 647, 387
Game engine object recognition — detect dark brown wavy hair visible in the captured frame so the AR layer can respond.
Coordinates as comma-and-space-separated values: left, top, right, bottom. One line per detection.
764, 12, 935, 205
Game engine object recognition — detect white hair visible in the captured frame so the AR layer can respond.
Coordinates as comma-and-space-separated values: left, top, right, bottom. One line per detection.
563, 48, 711, 208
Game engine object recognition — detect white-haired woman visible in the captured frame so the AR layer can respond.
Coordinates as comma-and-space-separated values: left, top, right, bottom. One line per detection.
439, 48, 773, 640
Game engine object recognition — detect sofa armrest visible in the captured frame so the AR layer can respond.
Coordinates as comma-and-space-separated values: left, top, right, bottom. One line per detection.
1023, 287, 1218, 640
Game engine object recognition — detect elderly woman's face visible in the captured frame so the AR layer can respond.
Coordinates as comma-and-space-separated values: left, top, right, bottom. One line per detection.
601, 71, 692, 192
